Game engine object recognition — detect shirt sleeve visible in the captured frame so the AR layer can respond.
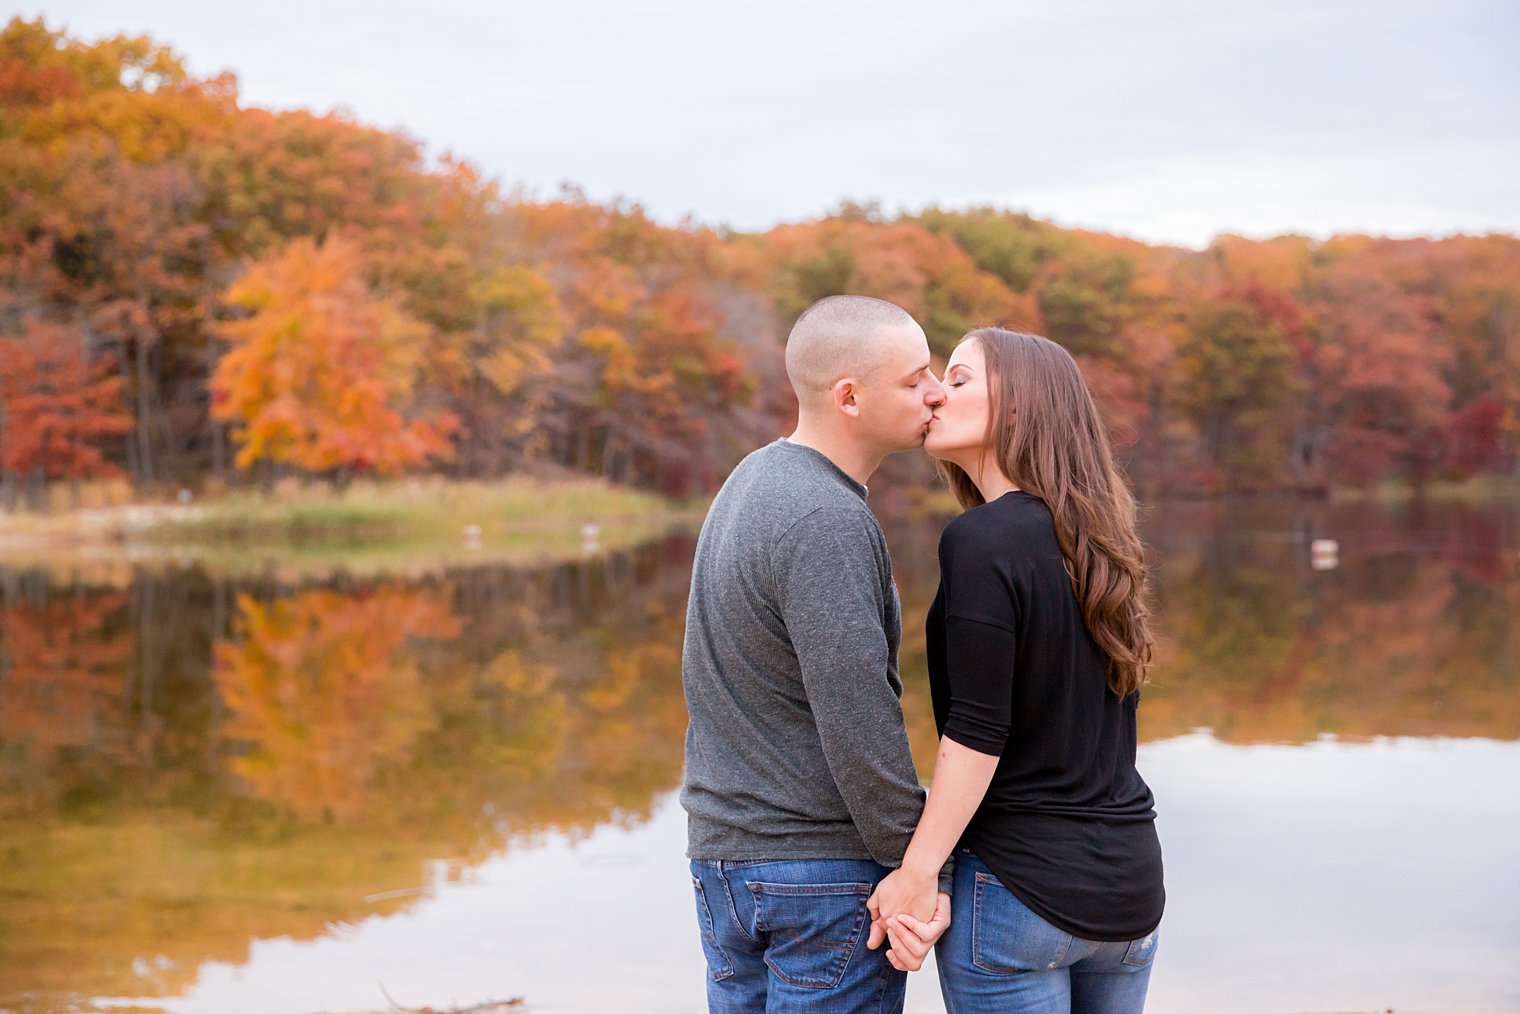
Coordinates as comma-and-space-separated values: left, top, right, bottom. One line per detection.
940, 616, 1017, 755
937, 518, 1020, 756
774, 505, 925, 867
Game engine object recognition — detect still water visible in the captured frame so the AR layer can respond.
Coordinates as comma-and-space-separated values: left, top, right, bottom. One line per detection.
1, 497, 1517, 1013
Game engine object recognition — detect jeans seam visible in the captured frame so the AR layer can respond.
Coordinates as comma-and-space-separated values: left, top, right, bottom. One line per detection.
691, 874, 735, 981
971, 872, 989, 974
720, 868, 759, 944
746, 881, 871, 896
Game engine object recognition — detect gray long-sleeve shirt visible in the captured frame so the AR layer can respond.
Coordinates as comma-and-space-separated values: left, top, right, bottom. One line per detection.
680, 438, 927, 866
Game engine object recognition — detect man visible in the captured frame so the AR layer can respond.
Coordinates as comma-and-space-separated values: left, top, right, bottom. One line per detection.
681, 295, 951, 1013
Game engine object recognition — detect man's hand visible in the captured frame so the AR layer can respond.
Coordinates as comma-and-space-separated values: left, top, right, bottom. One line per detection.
883, 891, 951, 971
867, 865, 938, 931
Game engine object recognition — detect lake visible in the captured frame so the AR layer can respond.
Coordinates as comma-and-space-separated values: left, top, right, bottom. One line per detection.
1, 496, 1517, 1013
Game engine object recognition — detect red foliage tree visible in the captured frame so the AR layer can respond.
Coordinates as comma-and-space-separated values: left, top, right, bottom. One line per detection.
0, 319, 132, 485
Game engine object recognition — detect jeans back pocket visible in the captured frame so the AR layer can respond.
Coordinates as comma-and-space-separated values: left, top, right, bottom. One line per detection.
1123, 928, 1159, 968
748, 881, 871, 988
971, 872, 1074, 974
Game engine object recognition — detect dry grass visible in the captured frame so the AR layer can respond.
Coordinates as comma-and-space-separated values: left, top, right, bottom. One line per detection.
0, 476, 703, 579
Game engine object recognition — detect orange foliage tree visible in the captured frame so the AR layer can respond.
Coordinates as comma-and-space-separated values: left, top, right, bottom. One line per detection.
210, 235, 457, 477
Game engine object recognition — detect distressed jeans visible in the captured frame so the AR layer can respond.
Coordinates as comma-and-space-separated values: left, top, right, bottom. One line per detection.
690, 857, 907, 1014
936, 853, 1159, 1014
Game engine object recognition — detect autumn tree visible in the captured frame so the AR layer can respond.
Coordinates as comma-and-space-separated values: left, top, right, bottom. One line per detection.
443, 264, 564, 475
1034, 246, 1136, 359
758, 213, 1037, 355
1423, 236, 1520, 476
507, 197, 758, 493
914, 207, 1065, 294
211, 235, 456, 478
1175, 287, 1299, 491
0, 319, 132, 505
1300, 250, 1450, 486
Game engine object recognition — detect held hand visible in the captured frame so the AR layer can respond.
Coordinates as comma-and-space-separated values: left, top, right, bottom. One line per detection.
867, 867, 938, 930
884, 892, 952, 971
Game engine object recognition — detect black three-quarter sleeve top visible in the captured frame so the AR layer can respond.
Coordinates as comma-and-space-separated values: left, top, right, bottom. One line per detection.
927, 490, 1165, 941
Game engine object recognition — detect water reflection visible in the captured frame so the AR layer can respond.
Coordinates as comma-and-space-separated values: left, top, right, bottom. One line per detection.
1136, 498, 1519, 742
0, 538, 696, 1009
0, 497, 1516, 1011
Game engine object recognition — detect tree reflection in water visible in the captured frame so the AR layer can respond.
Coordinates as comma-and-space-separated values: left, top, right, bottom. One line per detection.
1130, 498, 1520, 743
0, 497, 1516, 1009
0, 535, 695, 1007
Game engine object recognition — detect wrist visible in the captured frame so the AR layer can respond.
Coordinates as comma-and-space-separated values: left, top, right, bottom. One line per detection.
900, 852, 944, 881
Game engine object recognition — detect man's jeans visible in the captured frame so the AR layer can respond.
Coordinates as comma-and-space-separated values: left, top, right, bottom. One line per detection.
936, 853, 1159, 1014
690, 858, 907, 1013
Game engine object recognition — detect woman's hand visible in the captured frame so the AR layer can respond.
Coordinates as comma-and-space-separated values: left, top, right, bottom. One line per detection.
867, 866, 939, 932
884, 892, 952, 971
865, 736, 1000, 956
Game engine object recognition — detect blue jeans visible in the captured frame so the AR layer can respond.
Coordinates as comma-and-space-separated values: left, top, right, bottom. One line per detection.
690, 858, 907, 1013
936, 854, 1159, 1014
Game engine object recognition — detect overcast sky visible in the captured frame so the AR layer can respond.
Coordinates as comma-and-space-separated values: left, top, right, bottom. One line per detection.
24, 0, 1520, 247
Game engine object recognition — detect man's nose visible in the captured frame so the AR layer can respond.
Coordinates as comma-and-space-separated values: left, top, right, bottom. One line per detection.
924, 375, 946, 407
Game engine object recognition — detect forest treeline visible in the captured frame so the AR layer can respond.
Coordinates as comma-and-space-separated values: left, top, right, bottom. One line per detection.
3, 17, 1517, 501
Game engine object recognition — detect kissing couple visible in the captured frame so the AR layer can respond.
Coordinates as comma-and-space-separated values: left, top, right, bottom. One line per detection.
681, 295, 1165, 1013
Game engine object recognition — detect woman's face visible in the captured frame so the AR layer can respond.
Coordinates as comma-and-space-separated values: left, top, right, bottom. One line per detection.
925, 338, 994, 465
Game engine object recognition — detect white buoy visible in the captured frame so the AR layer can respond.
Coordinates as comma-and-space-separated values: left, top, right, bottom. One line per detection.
1311, 538, 1339, 571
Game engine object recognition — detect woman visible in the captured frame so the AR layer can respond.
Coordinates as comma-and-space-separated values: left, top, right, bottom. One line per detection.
869, 328, 1164, 1013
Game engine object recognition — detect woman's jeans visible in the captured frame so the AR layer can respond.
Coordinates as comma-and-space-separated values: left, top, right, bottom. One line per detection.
936, 854, 1159, 1014
690, 857, 907, 1013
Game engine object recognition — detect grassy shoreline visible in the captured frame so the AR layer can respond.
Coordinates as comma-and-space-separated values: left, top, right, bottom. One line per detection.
1328, 473, 1520, 505
0, 476, 703, 577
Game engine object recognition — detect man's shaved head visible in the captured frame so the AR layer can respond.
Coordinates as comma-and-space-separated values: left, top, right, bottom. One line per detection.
786, 295, 923, 404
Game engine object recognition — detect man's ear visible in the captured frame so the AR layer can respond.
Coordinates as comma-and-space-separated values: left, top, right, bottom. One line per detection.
831, 377, 862, 418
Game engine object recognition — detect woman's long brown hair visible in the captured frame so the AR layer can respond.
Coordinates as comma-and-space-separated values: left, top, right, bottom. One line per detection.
939, 328, 1154, 696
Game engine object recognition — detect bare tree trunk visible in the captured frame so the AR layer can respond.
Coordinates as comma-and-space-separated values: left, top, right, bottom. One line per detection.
209, 319, 227, 482
601, 430, 619, 479
201, 246, 226, 485
135, 329, 155, 486
0, 387, 9, 510
576, 421, 593, 473
26, 466, 44, 512
461, 366, 481, 479
120, 347, 139, 484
